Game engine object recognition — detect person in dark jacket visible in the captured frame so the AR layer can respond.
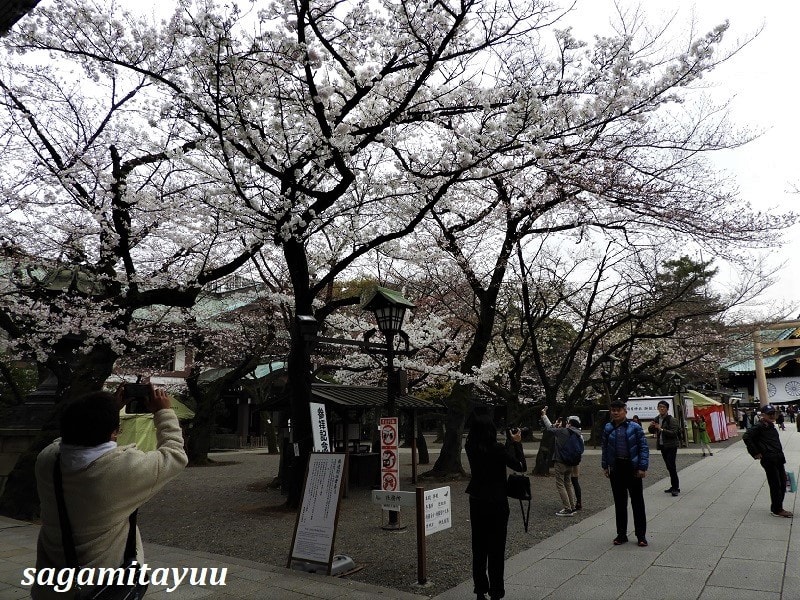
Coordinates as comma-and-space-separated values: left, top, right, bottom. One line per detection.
541, 407, 582, 516
648, 399, 681, 496
465, 415, 527, 600
743, 404, 793, 518
601, 399, 649, 547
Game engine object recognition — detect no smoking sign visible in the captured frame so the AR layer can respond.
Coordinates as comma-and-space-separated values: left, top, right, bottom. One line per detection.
381, 423, 397, 446
379, 417, 399, 494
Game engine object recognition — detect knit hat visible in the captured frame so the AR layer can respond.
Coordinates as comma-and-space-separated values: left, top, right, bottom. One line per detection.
567, 415, 581, 427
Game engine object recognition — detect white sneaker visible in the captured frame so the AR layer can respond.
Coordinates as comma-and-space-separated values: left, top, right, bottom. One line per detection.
555, 509, 575, 517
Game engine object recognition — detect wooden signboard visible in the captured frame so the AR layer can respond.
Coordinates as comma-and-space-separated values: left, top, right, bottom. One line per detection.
287, 453, 347, 573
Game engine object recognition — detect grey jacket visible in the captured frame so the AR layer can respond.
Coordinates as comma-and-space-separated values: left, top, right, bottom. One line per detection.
542, 414, 582, 463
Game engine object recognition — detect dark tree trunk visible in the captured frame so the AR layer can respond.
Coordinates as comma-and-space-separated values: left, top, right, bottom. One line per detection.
423, 383, 473, 476
416, 425, 430, 465
185, 381, 215, 465
0, 345, 117, 519
425, 288, 500, 477
263, 414, 278, 454
185, 355, 260, 465
285, 326, 312, 508
281, 238, 318, 509
532, 428, 555, 476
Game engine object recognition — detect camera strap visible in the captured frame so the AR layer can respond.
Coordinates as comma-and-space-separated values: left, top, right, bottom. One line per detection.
53, 453, 138, 568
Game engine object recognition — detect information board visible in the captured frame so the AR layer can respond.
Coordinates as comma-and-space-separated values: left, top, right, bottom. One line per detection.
310, 402, 331, 452
287, 453, 346, 571
625, 396, 674, 420
423, 486, 451, 536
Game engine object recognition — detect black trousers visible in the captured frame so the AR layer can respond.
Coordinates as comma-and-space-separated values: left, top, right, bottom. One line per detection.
609, 459, 646, 539
661, 447, 679, 491
469, 496, 510, 599
761, 459, 787, 514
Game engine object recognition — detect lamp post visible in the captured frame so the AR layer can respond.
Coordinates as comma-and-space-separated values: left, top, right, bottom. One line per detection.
296, 286, 415, 530
670, 373, 688, 448
361, 286, 415, 531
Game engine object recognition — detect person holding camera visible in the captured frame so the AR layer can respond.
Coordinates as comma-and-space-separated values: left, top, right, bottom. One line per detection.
648, 399, 681, 496
465, 415, 527, 600
33, 384, 188, 599
540, 407, 582, 516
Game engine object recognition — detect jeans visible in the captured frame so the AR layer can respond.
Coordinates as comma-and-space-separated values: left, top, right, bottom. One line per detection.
661, 447, 679, 491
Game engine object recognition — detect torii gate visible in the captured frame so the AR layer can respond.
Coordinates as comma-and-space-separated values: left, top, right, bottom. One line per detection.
753, 320, 800, 406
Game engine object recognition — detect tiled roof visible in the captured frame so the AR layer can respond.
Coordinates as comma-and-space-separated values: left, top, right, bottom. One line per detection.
723, 327, 800, 373
311, 383, 438, 410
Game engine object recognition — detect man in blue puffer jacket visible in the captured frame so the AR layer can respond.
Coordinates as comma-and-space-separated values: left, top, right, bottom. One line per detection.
601, 399, 650, 547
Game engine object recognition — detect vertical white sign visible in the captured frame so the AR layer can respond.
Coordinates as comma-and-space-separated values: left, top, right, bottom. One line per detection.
310, 402, 330, 452
289, 453, 345, 566
424, 486, 452, 536
380, 417, 399, 494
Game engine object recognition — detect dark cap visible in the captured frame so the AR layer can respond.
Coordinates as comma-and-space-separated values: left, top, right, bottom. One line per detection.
762, 404, 777, 414
609, 400, 626, 409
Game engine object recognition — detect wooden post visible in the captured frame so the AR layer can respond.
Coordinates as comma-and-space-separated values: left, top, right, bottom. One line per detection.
415, 486, 427, 585
753, 321, 800, 406
411, 410, 418, 484
753, 331, 770, 407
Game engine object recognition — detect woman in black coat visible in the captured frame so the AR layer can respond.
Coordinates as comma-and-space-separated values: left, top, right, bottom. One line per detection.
465, 415, 527, 600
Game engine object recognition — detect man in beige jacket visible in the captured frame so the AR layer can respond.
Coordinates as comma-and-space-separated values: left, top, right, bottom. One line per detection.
32, 385, 187, 599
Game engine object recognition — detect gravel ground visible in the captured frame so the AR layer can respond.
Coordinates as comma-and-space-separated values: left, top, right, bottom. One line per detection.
137, 433, 741, 597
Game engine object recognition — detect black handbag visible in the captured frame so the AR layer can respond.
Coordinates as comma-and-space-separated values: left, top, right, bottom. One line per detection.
507, 473, 531, 532
53, 455, 148, 600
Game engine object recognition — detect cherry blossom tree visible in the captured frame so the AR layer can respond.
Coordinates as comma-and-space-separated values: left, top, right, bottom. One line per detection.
406, 13, 793, 475
2, 0, 566, 507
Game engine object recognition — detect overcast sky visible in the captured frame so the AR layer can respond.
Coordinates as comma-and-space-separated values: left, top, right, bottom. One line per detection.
564, 0, 799, 318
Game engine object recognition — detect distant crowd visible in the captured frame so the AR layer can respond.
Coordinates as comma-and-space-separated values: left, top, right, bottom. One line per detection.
738, 404, 795, 430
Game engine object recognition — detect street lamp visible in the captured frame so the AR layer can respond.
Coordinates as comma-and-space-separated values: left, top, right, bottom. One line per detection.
361, 286, 415, 418
670, 372, 688, 448
361, 286, 415, 531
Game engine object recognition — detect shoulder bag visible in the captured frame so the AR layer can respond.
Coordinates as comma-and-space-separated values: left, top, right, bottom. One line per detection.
53, 454, 148, 600
507, 473, 531, 532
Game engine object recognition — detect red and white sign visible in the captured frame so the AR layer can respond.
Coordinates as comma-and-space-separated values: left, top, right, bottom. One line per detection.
380, 417, 399, 497
382, 472, 398, 492
380, 419, 397, 447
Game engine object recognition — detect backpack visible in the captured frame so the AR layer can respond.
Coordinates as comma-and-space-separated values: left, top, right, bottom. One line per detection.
560, 429, 584, 466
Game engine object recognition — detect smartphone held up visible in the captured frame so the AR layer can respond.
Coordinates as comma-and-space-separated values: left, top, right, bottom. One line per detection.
123, 382, 152, 414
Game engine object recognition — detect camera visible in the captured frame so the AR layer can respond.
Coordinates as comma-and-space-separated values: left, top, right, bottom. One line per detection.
123, 382, 151, 414
507, 426, 530, 437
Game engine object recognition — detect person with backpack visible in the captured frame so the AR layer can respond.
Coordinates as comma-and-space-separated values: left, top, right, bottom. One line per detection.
541, 407, 584, 516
